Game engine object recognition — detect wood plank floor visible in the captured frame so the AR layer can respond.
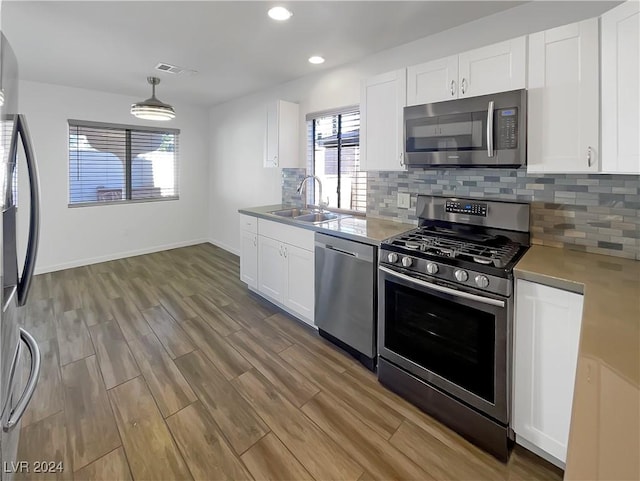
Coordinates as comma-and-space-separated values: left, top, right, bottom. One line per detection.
16, 243, 563, 481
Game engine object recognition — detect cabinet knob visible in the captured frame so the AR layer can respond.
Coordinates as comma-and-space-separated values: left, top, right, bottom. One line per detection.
283, 246, 287, 258
450, 80, 456, 96
253, 236, 257, 247
461, 78, 467, 95
399, 152, 404, 167
587, 146, 592, 167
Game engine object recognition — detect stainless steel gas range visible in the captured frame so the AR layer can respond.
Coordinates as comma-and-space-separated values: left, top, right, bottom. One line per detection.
377, 194, 530, 461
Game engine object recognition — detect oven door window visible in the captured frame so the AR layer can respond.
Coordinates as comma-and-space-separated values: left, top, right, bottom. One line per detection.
406, 112, 487, 152
385, 282, 495, 403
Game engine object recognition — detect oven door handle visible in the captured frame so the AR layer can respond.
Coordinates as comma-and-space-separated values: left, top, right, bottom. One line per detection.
379, 266, 505, 308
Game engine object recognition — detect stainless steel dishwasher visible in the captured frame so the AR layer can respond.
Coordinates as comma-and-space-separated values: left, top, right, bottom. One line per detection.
315, 232, 377, 370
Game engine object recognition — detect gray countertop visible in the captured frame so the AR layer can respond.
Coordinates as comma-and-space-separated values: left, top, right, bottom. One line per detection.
238, 205, 415, 246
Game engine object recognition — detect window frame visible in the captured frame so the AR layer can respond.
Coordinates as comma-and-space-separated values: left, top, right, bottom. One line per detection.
306, 106, 365, 213
67, 119, 180, 208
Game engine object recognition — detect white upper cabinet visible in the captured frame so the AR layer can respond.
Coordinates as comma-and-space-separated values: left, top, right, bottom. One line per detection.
264, 99, 299, 168
601, 1, 640, 174
406, 37, 526, 106
360, 69, 407, 171
458, 36, 527, 98
527, 19, 600, 173
407, 56, 458, 105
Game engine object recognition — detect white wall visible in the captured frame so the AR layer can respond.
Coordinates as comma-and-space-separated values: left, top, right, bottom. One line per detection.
17, 80, 209, 273
208, 1, 620, 254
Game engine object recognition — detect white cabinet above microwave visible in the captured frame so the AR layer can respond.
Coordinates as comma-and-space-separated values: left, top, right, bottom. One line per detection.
406, 37, 527, 106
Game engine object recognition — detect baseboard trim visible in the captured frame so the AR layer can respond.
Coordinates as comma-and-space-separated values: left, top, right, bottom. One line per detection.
35, 238, 209, 274
247, 285, 316, 330
515, 435, 565, 470
208, 238, 240, 256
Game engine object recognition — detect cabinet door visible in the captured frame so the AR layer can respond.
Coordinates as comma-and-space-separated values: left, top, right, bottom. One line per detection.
406, 56, 458, 105
277, 100, 300, 168
513, 279, 584, 464
257, 236, 285, 302
527, 20, 599, 173
264, 100, 299, 168
360, 69, 406, 171
264, 102, 279, 167
240, 230, 258, 289
458, 36, 526, 98
283, 244, 314, 326
601, 1, 640, 174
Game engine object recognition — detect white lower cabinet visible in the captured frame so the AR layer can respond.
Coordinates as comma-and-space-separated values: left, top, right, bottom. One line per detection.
513, 279, 584, 466
239, 215, 258, 289
257, 235, 285, 300
283, 244, 314, 321
251, 218, 315, 326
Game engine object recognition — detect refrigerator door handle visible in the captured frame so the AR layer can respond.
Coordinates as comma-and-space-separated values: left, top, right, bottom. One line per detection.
3, 328, 41, 432
15, 114, 41, 306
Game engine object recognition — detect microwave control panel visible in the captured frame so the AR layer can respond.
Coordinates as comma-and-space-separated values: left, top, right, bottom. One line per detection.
496, 108, 518, 150
445, 201, 487, 217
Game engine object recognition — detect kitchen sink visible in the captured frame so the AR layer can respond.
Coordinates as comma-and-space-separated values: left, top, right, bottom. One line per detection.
268, 208, 349, 224
294, 212, 340, 223
270, 208, 312, 217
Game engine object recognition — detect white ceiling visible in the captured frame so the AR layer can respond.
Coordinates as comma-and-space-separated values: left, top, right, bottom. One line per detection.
3, 1, 524, 107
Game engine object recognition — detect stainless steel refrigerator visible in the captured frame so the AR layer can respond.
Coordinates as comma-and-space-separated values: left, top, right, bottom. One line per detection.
0, 32, 41, 478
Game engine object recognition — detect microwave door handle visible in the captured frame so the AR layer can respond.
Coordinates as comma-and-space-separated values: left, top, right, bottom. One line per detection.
16, 115, 41, 307
486, 101, 494, 158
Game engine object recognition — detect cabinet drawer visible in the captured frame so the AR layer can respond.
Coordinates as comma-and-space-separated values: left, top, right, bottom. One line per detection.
239, 214, 258, 234
258, 219, 314, 251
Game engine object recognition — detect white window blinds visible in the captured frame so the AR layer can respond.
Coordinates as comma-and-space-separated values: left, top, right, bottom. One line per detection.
308, 108, 365, 212
68, 120, 179, 206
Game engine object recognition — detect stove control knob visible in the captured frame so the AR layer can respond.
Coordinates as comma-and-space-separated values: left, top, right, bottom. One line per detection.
475, 275, 490, 288
454, 269, 468, 282
401, 257, 413, 268
426, 262, 439, 275
387, 253, 398, 263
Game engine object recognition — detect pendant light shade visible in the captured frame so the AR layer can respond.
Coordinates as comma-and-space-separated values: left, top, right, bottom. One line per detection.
131, 77, 175, 121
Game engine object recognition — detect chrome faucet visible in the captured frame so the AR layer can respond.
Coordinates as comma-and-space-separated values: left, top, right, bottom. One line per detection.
296, 175, 325, 211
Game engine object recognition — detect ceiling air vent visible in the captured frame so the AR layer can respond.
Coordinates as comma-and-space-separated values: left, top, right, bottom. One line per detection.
155, 63, 184, 74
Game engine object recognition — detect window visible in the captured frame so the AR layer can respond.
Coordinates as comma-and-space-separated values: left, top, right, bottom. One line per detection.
1, 119, 18, 206
308, 108, 365, 212
68, 120, 179, 206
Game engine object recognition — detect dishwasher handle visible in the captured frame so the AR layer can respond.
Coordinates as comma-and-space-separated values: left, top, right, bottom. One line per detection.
322, 244, 358, 258
315, 233, 375, 263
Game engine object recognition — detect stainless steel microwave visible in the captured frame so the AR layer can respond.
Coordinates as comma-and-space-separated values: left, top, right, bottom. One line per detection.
404, 89, 526, 168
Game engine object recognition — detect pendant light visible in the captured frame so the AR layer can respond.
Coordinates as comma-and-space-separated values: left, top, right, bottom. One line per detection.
130, 76, 175, 121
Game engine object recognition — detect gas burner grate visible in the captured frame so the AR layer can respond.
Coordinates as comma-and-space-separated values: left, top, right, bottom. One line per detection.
389, 229, 521, 268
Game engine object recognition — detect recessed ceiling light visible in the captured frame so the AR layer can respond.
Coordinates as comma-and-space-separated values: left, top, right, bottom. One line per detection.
308, 56, 325, 65
268, 6, 292, 21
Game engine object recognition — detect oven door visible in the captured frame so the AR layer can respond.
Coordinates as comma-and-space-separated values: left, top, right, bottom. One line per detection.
378, 266, 511, 424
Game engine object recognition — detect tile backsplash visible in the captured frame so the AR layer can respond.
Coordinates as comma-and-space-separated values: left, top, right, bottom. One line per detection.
283, 167, 640, 260
281, 168, 307, 207
367, 169, 640, 260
